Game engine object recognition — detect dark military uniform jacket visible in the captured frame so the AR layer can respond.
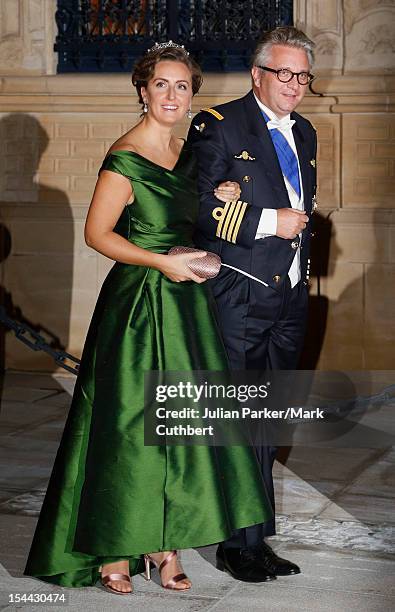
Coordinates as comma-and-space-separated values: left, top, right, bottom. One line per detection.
187, 90, 317, 290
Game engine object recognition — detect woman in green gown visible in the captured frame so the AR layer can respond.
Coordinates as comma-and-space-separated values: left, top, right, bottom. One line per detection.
24, 43, 272, 594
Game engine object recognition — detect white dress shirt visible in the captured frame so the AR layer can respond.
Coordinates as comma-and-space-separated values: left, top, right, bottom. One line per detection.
253, 94, 303, 287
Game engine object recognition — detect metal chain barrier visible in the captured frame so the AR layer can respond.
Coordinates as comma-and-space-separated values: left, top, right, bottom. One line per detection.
0, 307, 80, 375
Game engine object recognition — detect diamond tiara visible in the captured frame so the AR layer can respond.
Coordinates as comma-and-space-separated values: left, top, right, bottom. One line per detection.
147, 40, 189, 56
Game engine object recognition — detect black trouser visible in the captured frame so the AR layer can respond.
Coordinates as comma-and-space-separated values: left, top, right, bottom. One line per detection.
209, 268, 308, 548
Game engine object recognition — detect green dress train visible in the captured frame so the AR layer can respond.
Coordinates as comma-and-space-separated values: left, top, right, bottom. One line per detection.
24, 145, 271, 587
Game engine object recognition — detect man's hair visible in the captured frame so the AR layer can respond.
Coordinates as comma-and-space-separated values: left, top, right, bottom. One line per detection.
252, 26, 315, 69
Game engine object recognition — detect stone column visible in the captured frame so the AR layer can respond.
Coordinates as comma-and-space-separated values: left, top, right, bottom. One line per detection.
296, 0, 395, 369
295, 0, 344, 73
0, 0, 56, 76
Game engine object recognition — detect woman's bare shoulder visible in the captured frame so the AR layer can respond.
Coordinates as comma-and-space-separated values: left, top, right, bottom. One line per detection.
106, 128, 140, 155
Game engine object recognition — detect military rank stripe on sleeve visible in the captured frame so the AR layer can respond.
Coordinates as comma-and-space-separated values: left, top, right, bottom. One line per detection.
230, 201, 247, 243
226, 200, 242, 242
212, 200, 248, 243
213, 201, 230, 238
221, 200, 237, 240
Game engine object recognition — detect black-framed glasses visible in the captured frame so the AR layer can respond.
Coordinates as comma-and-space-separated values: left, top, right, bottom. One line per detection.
258, 66, 314, 85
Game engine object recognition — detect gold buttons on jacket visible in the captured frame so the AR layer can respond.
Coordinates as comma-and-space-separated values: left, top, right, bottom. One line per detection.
306, 257, 311, 281
291, 240, 299, 250
273, 275, 281, 283
242, 175, 251, 182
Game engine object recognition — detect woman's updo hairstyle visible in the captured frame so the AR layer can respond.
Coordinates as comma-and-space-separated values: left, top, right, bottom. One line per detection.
132, 43, 203, 110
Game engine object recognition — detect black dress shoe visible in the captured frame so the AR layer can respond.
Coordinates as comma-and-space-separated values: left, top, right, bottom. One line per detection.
216, 545, 276, 583
254, 542, 301, 576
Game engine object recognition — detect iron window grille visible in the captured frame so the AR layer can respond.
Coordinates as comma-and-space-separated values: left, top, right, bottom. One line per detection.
55, 0, 293, 73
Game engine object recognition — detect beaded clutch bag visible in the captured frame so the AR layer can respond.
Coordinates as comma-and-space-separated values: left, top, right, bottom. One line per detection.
168, 246, 221, 279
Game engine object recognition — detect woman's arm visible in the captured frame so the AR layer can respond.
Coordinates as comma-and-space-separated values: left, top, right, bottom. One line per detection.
84, 170, 207, 283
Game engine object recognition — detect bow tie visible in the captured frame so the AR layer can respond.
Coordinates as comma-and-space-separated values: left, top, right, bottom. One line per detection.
266, 117, 295, 131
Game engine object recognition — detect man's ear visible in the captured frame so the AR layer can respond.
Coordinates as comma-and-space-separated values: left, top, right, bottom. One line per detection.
251, 66, 261, 88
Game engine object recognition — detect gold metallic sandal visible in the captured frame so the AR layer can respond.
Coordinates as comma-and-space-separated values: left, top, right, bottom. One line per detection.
143, 551, 191, 590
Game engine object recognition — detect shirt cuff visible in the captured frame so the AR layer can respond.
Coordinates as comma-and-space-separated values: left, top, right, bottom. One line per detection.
255, 209, 277, 239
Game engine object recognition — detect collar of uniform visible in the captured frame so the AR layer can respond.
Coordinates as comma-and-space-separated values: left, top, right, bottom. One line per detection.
253, 93, 295, 130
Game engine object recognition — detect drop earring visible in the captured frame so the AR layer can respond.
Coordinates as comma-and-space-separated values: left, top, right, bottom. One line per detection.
186, 108, 192, 119
143, 100, 148, 113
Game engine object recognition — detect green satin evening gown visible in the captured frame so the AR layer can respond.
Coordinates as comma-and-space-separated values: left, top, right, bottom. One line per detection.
24, 144, 272, 587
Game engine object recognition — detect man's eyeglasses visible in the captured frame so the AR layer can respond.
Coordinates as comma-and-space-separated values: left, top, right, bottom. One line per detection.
258, 66, 314, 85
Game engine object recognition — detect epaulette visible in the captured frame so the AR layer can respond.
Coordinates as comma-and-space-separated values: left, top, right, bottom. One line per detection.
200, 108, 224, 121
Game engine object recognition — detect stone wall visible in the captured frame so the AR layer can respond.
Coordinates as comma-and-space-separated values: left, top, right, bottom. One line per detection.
0, 1, 394, 371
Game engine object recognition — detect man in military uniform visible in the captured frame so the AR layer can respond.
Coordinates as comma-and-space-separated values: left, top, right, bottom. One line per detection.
187, 26, 317, 582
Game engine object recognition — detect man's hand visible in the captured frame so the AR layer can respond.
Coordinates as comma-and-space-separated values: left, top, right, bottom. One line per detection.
276, 208, 309, 239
